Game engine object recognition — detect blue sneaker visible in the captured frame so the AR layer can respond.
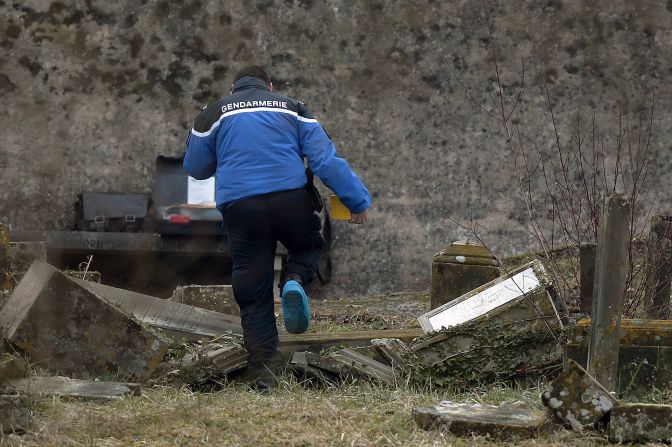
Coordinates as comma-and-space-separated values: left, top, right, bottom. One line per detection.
282, 280, 310, 334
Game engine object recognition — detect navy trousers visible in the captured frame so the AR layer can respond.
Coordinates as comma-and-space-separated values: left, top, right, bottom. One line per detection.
220, 188, 323, 369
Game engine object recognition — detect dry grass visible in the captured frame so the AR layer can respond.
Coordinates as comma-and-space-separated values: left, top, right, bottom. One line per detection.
5, 377, 658, 447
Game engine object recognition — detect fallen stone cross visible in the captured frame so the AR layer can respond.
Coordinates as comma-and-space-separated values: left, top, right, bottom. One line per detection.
413, 401, 551, 440
0, 261, 169, 381
609, 403, 672, 443
541, 359, 617, 431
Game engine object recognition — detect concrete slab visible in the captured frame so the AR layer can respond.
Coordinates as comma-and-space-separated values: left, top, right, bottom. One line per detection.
541, 359, 618, 431
413, 401, 550, 440
171, 284, 239, 316
609, 403, 672, 443
6, 376, 140, 400
0, 394, 31, 434
75, 279, 242, 339
0, 261, 169, 381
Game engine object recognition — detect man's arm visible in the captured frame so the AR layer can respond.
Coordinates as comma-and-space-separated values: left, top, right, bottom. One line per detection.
296, 103, 371, 215
183, 111, 217, 180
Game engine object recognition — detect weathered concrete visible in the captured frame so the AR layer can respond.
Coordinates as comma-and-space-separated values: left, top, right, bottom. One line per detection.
2, 1, 672, 296
609, 403, 672, 444
9, 241, 46, 273
579, 243, 596, 314
166, 339, 248, 386
413, 401, 550, 440
645, 215, 672, 319
6, 376, 141, 400
0, 261, 169, 380
430, 242, 500, 310
75, 279, 242, 339
0, 394, 31, 434
171, 284, 239, 316
588, 194, 631, 391
541, 359, 617, 431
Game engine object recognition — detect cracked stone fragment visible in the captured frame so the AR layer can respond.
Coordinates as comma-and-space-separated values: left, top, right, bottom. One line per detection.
609, 403, 672, 443
413, 401, 550, 440
541, 359, 618, 430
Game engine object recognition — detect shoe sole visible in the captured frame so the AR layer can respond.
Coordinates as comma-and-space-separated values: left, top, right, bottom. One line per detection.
282, 285, 310, 334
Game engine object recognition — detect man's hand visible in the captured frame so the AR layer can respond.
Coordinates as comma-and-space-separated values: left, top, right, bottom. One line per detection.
349, 209, 368, 224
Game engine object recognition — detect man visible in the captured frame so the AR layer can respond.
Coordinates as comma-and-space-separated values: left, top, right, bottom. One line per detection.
183, 65, 371, 388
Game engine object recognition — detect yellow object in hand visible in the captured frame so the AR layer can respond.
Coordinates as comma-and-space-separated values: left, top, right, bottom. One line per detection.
330, 195, 352, 220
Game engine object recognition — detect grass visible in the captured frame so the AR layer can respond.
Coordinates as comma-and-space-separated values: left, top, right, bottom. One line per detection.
1, 378, 632, 447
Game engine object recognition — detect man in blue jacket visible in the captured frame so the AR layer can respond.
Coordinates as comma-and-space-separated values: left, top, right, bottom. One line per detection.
184, 65, 371, 388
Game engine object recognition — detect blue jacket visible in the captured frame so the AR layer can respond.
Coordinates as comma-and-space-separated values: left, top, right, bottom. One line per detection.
183, 76, 371, 213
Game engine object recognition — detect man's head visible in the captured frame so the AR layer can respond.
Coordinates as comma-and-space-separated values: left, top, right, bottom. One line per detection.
233, 65, 272, 88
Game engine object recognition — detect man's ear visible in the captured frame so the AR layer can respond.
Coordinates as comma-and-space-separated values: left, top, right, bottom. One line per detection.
269, 81, 273, 92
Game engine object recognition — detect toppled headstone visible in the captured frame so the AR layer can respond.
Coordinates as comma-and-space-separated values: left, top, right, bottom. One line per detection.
171, 284, 239, 316
541, 359, 617, 431
412, 260, 564, 388
278, 328, 422, 356
0, 261, 169, 381
0, 394, 31, 434
9, 241, 46, 274
371, 338, 413, 369
6, 376, 141, 400
75, 279, 242, 340
419, 260, 560, 332
431, 242, 500, 310
328, 348, 394, 384
413, 401, 550, 441
158, 336, 248, 386
609, 403, 672, 443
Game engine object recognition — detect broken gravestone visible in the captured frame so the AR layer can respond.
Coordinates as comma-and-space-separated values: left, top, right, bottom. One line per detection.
609, 403, 672, 443
328, 348, 395, 384
158, 336, 248, 387
371, 338, 413, 369
413, 401, 550, 441
412, 260, 564, 387
541, 359, 618, 431
171, 284, 240, 316
291, 349, 394, 386
0, 261, 169, 381
75, 279, 242, 340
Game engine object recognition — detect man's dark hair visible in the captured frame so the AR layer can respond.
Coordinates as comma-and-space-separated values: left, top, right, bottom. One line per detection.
233, 65, 271, 85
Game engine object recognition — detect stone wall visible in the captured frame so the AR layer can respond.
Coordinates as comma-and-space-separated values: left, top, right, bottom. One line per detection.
1, 0, 671, 295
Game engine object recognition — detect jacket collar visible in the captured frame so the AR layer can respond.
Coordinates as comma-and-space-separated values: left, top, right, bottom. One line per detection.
232, 76, 270, 93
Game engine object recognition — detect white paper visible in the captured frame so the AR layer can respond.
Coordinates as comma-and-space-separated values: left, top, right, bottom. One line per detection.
428, 267, 540, 331
187, 176, 215, 205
